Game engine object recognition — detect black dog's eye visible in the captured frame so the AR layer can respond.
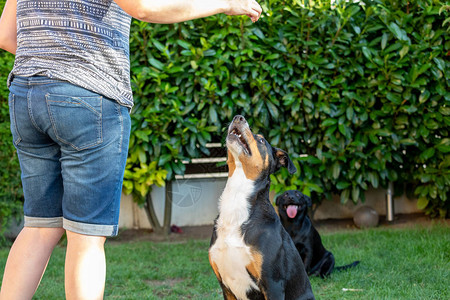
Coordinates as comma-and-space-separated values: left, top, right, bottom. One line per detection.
258, 137, 264, 144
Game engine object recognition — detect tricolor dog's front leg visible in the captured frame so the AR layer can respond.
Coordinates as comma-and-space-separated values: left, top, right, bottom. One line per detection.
209, 252, 235, 299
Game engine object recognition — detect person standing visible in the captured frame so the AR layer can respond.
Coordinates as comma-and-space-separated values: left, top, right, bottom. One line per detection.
0, 1, 262, 299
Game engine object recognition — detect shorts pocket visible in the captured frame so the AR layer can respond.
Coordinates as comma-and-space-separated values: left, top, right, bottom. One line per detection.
46, 94, 103, 151
8, 93, 22, 146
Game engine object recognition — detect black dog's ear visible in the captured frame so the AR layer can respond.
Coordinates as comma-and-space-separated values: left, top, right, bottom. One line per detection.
305, 195, 312, 208
273, 147, 297, 174
275, 194, 281, 206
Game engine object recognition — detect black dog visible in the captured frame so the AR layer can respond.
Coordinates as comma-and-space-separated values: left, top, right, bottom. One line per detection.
209, 116, 315, 300
276, 190, 359, 278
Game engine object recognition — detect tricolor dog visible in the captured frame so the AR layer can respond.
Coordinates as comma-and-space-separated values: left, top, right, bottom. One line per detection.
209, 115, 315, 300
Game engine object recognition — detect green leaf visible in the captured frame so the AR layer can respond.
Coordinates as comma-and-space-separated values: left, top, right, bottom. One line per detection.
424, 119, 439, 130
331, 162, 341, 179
337, 181, 351, 190
190, 60, 198, 69
352, 186, 360, 203
436, 139, 450, 153
384, 42, 403, 53
362, 46, 372, 61
266, 53, 280, 60
138, 150, 147, 164
346, 106, 354, 121
171, 161, 185, 175
381, 32, 388, 50
399, 45, 409, 59
417, 197, 429, 210
340, 189, 350, 204
151, 39, 166, 53
266, 101, 279, 119
420, 148, 435, 160
368, 172, 379, 188
252, 27, 265, 39
167, 66, 183, 74
338, 123, 347, 136
387, 22, 410, 44
134, 130, 150, 142
177, 40, 191, 49
433, 57, 445, 72
148, 58, 165, 70
386, 92, 402, 104
209, 106, 218, 124
313, 79, 327, 89
322, 119, 337, 127
158, 154, 172, 167
203, 49, 216, 56
419, 90, 430, 103
439, 106, 450, 116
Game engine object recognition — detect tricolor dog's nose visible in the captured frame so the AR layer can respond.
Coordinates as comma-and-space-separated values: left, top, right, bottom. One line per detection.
233, 115, 246, 124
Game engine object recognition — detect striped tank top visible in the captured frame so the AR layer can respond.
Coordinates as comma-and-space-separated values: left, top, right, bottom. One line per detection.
8, 0, 133, 108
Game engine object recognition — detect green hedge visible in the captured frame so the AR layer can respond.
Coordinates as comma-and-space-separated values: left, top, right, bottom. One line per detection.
124, 0, 449, 217
0, 0, 448, 224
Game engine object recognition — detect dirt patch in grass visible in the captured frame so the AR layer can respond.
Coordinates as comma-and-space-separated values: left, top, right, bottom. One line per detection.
144, 278, 186, 298
110, 213, 449, 244
144, 278, 184, 287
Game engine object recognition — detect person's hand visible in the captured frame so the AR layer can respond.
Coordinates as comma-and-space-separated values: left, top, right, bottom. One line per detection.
224, 0, 262, 22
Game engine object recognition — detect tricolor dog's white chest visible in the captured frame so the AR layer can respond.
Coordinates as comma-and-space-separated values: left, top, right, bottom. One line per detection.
209, 166, 259, 300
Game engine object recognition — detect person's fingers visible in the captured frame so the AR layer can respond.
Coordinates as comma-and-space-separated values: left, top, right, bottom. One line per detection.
253, 0, 262, 13
225, 0, 262, 22
255, 8, 262, 21
252, 1, 262, 20
248, 1, 262, 22
249, 14, 259, 23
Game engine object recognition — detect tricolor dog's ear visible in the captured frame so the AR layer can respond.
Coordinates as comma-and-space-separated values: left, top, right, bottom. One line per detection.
273, 148, 297, 174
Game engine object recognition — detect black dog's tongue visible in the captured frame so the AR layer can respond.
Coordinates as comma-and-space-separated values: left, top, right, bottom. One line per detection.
286, 205, 298, 218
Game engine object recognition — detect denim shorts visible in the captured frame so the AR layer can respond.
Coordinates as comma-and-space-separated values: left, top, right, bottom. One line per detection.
8, 76, 131, 237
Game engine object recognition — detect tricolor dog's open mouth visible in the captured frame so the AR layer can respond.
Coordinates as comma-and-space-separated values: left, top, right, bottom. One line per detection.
228, 125, 252, 156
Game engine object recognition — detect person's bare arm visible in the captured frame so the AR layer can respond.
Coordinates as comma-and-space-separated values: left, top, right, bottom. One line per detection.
113, 0, 262, 24
0, 0, 17, 54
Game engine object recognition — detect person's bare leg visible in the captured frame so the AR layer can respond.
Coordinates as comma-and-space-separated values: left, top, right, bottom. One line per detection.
65, 230, 106, 300
0, 227, 64, 300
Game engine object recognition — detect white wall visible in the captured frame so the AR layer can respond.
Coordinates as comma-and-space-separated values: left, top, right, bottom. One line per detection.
119, 181, 420, 230
119, 177, 227, 229
313, 188, 419, 220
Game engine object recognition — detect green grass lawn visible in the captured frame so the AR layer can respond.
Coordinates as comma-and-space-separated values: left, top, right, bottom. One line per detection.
0, 224, 448, 299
